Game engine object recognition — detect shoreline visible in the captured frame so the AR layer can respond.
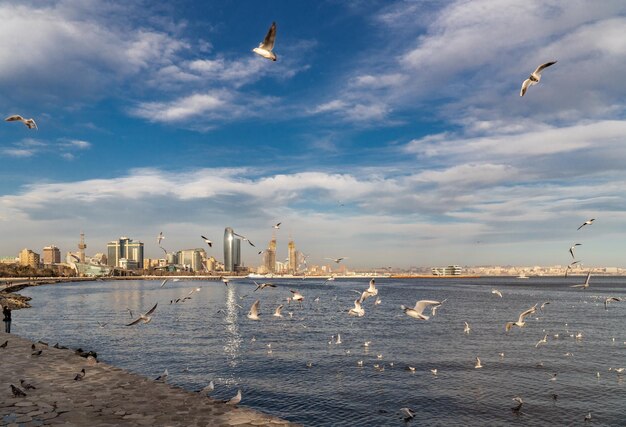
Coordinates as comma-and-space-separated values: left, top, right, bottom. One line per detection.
0, 331, 297, 426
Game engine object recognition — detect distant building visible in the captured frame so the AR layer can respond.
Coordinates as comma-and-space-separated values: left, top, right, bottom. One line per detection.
42, 245, 61, 264
264, 235, 277, 273
223, 227, 241, 272
166, 252, 178, 265
19, 248, 40, 268
177, 248, 207, 272
432, 265, 462, 276
205, 256, 217, 272
107, 237, 144, 269
288, 238, 297, 274
0, 256, 17, 264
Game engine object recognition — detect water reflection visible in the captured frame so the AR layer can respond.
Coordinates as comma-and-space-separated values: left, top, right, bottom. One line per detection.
224, 285, 242, 370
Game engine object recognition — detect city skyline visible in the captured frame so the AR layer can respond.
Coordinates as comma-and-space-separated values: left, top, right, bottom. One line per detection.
1, 1, 626, 268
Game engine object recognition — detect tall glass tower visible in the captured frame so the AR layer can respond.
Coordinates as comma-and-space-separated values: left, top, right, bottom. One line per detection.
224, 227, 234, 272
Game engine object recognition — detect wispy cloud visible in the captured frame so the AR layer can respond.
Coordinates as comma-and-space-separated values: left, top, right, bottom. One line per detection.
1, 137, 92, 160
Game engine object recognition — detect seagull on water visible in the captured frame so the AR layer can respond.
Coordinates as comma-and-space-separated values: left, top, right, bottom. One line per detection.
253, 22, 277, 61
584, 412, 592, 422
5, 114, 37, 129
273, 304, 284, 318
125, 303, 158, 326
577, 218, 595, 230
474, 357, 483, 369
430, 369, 438, 376
492, 289, 503, 298
400, 407, 416, 421
225, 389, 242, 405
348, 299, 365, 317
464, 322, 471, 334
604, 297, 621, 310
200, 235, 213, 247
505, 304, 537, 331
247, 300, 260, 320
571, 272, 591, 290
520, 61, 557, 96
401, 300, 443, 320
511, 397, 524, 413
569, 243, 581, 259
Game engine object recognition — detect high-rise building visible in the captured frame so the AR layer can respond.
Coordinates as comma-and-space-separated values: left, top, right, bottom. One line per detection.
288, 238, 297, 274
223, 227, 242, 272
19, 248, 40, 268
177, 248, 207, 272
264, 235, 277, 273
42, 245, 61, 264
78, 232, 87, 263
205, 256, 216, 272
107, 237, 144, 269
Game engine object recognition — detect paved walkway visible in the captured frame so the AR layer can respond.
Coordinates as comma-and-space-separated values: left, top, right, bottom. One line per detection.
0, 332, 296, 427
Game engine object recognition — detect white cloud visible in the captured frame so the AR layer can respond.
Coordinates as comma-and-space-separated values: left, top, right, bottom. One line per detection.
3, 148, 35, 157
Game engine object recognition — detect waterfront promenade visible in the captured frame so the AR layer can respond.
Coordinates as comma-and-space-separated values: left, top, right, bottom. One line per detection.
0, 331, 296, 427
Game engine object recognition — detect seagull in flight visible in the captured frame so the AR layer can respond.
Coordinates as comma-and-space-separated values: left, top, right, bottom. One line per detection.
233, 232, 256, 247
359, 279, 378, 302
159, 279, 169, 288
273, 304, 284, 318
520, 61, 557, 96
569, 243, 581, 259
290, 290, 304, 305
535, 334, 548, 348
570, 272, 591, 290
247, 300, 261, 320
604, 297, 621, 310
348, 299, 365, 317
200, 236, 213, 247
505, 304, 537, 331
325, 257, 346, 264
474, 357, 483, 369
565, 260, 581, 277
577, 218, 595, 230
157, 232, 165, 245
492, 289, 503, 298
125, 303, 158, 326
10, 384, 27, 397
5, 114, 37, 129
464, 322, 471, 334
253, 22, 277, 61
253, 281, 276, 292
272, 222, 281, 229
401, 300, 443, 320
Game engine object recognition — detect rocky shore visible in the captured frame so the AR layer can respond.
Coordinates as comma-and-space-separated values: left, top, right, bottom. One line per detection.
0, 332, 297, 426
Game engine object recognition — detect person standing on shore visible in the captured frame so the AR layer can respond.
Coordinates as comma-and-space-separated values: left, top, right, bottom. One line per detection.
2, 305, 11, 333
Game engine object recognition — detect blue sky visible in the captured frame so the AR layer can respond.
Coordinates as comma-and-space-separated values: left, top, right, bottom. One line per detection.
2, 0, 626, 269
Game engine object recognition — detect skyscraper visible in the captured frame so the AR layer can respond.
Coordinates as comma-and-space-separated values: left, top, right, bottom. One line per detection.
288, 238, 297, 274
264, 235, 277, 273
107, 237, 144, 269
223, 227, 241, 272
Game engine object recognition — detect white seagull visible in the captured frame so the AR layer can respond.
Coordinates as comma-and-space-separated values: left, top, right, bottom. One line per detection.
247, 300, 261, 320
5, 114, 37, 129
290, 290, 304, 304
505, 304, 538, 331
359, 279, 378, 302
348, 299, 365, 317
253, 22, 277, 61
569, 243, 581, 259
474, 357, 483, 369
125, 303, 158, 326
157, 232, 165, 245
571, 272, 591, 290
200, 381, 214, 395
535, 334, 548, 348
400, 407, 416, 421
604, 297, 621, 310
577, 218, 595, 230
273, 304, 284, 318
464, 322, 471, 334
159, 279, 169, 288
225, 389, 242, 405
401, 300, 443, 320
272, 222, 281, 229
491, 289, 503, 298
520, 61, 557, 97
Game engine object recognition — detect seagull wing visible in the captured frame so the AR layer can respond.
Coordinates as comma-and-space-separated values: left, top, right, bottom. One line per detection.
144, 303, 158, 317
520, 78, 532, 96
160, 279, 168, 288
260, 22, 277, 51
584, 272, 591, 285
534, 61, 557, 75
413, 300, 440, 315
518, 305, 537, 323
249, 300, 260, 317
274, 304, 283, 316
125, 317, 143, 327
5, 115, 24, 122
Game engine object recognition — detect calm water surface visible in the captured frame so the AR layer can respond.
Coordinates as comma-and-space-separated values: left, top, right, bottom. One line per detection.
14, 277, 626, 426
